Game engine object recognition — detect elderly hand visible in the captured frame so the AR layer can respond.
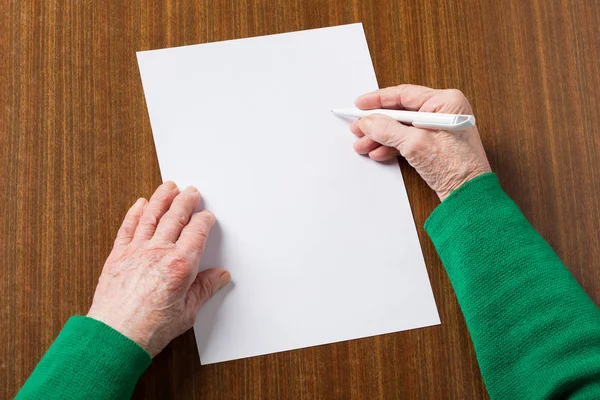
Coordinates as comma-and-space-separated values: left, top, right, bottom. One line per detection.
350, 84, 492, 200
87, 182, 231, 357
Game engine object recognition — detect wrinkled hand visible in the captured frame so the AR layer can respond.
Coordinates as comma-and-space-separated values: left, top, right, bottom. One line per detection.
87, 182, 231, 357
350, 84, 491, 200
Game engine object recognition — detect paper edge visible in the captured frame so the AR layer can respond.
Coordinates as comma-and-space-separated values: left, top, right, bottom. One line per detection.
135, 22, 365, 55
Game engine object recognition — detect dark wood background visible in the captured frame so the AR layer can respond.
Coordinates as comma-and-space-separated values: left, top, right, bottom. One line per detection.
2, 0, 599, 398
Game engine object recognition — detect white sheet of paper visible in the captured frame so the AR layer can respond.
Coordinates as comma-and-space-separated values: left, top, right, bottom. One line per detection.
137, 23, 440, 365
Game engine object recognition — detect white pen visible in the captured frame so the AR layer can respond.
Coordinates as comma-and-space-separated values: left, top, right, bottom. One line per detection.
331, 108, 476, 131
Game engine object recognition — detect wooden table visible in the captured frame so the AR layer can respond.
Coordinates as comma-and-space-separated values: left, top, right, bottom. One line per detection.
2, 1, 599, 398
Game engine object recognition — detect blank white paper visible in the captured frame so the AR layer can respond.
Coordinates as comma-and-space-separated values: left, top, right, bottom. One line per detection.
137, 23, 440, 365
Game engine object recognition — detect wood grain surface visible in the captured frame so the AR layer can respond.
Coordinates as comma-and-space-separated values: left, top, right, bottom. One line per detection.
2, 1, 600, 398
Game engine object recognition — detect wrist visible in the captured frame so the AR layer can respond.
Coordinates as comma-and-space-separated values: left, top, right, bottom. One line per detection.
436, 167, 492, 201
87, 308, 155, 356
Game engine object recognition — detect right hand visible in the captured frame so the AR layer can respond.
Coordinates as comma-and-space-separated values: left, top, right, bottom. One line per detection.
350, 84, 492, 201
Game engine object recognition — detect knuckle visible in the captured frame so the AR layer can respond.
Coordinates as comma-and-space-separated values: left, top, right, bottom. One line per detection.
169, 251, 188, 266
115, 225, 128, 238
394, 84, 410, 99
446, 88, 466, 103
151, 191, 174, 208
140, 212, 160, 228
169, 212, 189, 228
399, 91, 419, 108
166, 253, 193, 282
193, 227, 209, 245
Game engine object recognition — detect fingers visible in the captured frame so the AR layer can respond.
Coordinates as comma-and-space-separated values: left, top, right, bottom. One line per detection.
353, 136, 382, 155
352, 128, 400, 160
349, 120, 364, 137
420, 88, 473, 114
133, 181, 180, 241
153, 187, 201, 242
129, 181, 214, 249
185, 268, 231, 319
355, 84, 438, 111
351, 116, 381, 154
350, 115, 408, 160
114, 198, 147, 247
177, 210, 216, 255
358, 114, 427, 155
367, 146, 400, 161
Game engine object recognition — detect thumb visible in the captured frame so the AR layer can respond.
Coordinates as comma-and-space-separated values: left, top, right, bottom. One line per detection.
358, 114, 422, 151
185, 268, 231, 319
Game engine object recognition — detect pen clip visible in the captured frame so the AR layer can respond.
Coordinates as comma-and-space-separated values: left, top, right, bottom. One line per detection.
412, 115, 476, 132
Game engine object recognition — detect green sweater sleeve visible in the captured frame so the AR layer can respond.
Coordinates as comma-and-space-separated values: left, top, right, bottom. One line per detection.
425, 173, 600, 399
16, 316, 151, 400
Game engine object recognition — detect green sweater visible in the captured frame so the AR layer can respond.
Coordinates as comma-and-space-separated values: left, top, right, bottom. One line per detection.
16, 173, 600, 399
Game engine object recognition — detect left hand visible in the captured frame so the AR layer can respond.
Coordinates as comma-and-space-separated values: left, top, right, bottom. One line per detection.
87, 182, 231, 357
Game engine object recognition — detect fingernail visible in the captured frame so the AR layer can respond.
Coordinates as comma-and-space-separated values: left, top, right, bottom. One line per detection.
163, 181, 177, 190
184, 186, 198, 193
220, 271, 231, 285
360, 116, 373, 131
135, 197, 146, 206
205, 210, 216, 225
